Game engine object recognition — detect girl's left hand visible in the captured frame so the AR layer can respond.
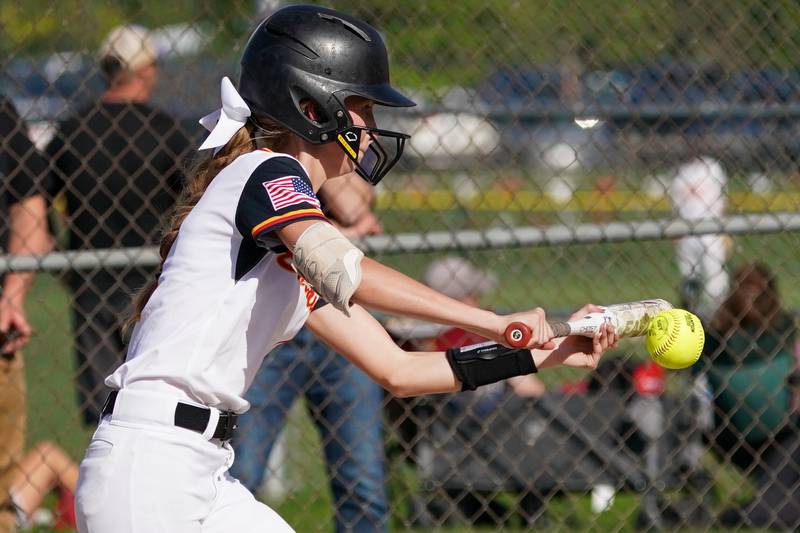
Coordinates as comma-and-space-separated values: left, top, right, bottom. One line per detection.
500, 308, 555, 350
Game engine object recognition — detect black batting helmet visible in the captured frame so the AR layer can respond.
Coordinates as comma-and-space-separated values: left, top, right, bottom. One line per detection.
239, 4, 415, 184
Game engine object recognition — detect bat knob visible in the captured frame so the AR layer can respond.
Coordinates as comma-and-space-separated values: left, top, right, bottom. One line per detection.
504, 322, 531, 348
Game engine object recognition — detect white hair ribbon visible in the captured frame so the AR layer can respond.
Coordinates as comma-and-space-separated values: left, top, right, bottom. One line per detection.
198, 76, 252, 151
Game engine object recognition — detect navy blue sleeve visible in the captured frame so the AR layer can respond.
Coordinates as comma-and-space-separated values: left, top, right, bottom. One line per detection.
312, 297, 330, 312
234, 155, 327, 251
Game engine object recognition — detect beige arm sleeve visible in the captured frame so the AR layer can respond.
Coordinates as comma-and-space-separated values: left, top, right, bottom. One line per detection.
292, 222, 364, 316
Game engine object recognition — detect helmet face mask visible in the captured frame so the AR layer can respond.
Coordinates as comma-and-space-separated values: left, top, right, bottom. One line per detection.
335, 125, 410, 185
239, 5, 415, 185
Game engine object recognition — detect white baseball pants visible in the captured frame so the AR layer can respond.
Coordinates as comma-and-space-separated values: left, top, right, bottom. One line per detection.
676, 234, 730, 316
75, 389, 295, 533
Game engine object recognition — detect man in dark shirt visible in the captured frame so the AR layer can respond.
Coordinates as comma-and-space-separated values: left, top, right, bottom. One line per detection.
45, 25, 192, 425
0, 96, 50, 533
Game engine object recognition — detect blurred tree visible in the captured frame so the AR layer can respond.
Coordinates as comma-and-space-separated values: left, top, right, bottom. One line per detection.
0, 0, 254, 58
2, 0, 800, 91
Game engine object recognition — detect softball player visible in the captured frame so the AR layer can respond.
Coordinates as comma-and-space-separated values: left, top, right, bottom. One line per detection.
75, 5, 618, 533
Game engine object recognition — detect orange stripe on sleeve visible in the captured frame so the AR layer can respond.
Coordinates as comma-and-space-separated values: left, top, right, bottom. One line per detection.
251, 208, 326, 237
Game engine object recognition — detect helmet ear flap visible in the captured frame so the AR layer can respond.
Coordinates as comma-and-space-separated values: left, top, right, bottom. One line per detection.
287, 84, 346, 142
298, 98, 325, 124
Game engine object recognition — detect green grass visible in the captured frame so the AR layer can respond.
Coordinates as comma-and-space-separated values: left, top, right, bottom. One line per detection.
17, 223, 800, 532
24, 275, 94, 460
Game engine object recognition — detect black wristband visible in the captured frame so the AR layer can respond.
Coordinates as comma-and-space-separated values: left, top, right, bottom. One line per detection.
446, 341, 537, 391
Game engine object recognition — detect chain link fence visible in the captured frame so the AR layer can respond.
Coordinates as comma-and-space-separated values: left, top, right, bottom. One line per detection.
2, 1, 800, 531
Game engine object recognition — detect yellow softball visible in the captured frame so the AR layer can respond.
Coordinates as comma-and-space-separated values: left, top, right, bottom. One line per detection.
645, 309, 705, 369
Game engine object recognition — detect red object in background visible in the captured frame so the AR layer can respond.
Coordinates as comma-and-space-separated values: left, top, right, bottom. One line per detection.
560, 379, 589, 394
54, 487, 76, 531
633, 361, 666, 396
434, 327, 488, 351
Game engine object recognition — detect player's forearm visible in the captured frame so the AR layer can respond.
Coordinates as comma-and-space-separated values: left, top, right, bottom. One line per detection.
394, 340, 601, 396
354, 257, 504, 339
387, 351, 461, 397
306, 303, 461, 396
279, 221, 501, 339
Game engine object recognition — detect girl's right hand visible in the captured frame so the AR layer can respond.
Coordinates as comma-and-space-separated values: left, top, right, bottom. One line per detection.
535, 322, 618, 370
499, 308, 555, 350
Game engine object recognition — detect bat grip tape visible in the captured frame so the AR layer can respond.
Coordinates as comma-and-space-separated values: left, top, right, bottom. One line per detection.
549, 321, 572, 337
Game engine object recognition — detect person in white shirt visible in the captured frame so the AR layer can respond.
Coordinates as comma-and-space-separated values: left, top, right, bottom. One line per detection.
669, 154, 730, 319
74, 6, 617, 533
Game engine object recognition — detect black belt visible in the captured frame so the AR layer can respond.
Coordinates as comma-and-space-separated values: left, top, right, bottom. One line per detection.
101, 391, 239, 441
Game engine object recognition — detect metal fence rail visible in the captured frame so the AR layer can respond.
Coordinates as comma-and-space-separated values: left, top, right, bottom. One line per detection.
3, 212, 800, 273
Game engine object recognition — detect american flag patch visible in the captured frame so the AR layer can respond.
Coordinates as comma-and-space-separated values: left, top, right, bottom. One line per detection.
263, 176, 321, 211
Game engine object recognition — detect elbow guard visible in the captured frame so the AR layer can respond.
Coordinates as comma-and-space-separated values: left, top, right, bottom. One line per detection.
292, 222, 364, 316
446, 341, 537, 391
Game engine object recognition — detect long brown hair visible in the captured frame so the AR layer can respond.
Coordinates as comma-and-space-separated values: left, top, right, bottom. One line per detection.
710, 262, 786, 333
126, 119, 287, 328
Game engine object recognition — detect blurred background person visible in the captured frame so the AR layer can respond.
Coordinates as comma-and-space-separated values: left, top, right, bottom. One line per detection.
698, 262, 800, 529
668, 146, 730, 320
8, 441, 78, 531
0, 95, 51, 533
424, 256, 546, 399
422, 256, 546, 526
231, 174, 388, 533
45, 25, 193, 425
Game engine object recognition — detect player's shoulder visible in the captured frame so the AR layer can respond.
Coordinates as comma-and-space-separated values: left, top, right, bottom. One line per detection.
253, 150, 309, 179
232, 149, 310, 183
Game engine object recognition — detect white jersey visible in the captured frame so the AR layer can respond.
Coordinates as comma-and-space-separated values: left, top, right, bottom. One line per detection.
106, 149, 328, 413
669, 156, 727, 221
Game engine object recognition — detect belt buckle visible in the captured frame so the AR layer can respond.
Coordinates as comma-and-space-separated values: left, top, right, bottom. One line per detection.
219, 412, 238, 441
